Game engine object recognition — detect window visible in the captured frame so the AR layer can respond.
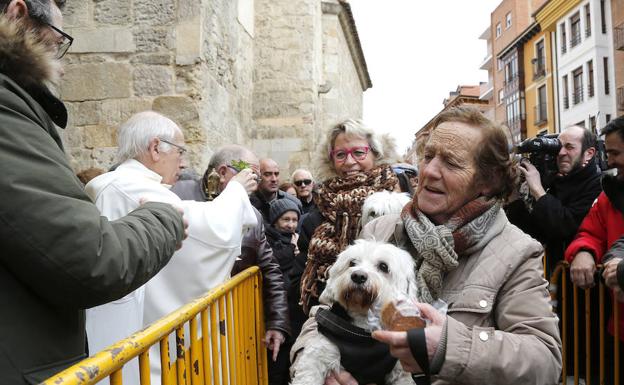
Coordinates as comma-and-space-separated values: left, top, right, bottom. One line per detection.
506, 12, 512, 29
496, 22, 502, 37
533, 39, 546, 79
585, 4, 591, 37
573, 66, 584, 104
590, 115, 596, 132
563, 75, 570, 109
497, 58, 503, 71
604, 57, 610, 94
560, 23, 567, 54
587, 59, 594, 97
570, 12, 581, 47
601, 0, 607, 33
536, 85, 547, 124
498, 89, 504, 105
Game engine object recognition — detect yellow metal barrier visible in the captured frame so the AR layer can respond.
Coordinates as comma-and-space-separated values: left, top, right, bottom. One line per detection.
42, 267, 268, 385
550, 262, 621, 385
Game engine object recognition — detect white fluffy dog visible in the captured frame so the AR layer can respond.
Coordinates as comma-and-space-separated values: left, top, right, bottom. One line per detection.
290, 239, 417, 385
361, 190, 412, 226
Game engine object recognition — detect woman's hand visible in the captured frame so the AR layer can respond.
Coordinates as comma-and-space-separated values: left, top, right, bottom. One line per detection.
263, 330, 285, 361
372, 302, 445, 373
291, 233, 300, 255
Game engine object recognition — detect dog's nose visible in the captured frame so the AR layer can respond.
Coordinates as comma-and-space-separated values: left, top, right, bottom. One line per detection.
351, 271, 367, 284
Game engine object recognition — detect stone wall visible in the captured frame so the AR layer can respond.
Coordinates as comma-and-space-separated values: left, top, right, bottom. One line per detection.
60, 0, 369, 176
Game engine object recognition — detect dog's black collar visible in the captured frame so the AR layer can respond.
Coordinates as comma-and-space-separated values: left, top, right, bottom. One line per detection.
316, 305, 398, 385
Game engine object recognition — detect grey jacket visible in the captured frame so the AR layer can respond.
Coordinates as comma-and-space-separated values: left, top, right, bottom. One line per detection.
292, 209, 562, 385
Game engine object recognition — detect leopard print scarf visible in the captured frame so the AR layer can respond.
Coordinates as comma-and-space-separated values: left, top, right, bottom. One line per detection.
300, 165, 398, 313
401, 196, 501, 304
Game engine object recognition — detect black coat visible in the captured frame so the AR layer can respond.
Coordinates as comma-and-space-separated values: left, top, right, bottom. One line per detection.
506, 158, 602, 277
0, 17, 184, 384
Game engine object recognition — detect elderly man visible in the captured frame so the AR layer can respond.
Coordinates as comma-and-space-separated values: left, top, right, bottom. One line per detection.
85, 112, 258, 383
291, 168, 316, 214
0, 1, 186, 383
173, 145, 292, 385
250, 158, 301, 222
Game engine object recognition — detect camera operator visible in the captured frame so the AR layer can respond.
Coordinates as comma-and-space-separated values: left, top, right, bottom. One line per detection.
506, 125, 602, 278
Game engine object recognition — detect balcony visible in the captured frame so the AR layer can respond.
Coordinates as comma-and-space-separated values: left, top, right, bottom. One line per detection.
534, 103, 548, 125
562, 43, 567, 54
563, 95, 570, 109
618, 87, 624, 111
480, 54, 492, 70
570, 32, 582, 48
532, 58, 546, 80
573, 86, 584, 105
588, 83, 595, 98
616, 24, 624, 50
585, 26, 591, 37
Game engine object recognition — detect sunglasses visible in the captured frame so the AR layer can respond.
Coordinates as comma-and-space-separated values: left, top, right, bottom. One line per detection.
330, 146, 370, 162
294, 179, 312, 187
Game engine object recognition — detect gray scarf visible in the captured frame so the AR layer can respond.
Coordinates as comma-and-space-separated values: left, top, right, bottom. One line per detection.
401, 197, 502, 303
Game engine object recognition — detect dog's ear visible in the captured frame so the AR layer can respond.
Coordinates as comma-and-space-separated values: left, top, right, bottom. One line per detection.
318, 264, 335, 305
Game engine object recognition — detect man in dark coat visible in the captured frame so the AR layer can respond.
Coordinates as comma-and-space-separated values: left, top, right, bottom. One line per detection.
172, 144, 291, 385
250, 158, 302, 222
506, 125, 602, 278
505, 125, 602, 383
0, 1, 186, 383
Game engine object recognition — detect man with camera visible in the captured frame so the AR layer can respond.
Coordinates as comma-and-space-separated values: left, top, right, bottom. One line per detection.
506, 125, 602, 278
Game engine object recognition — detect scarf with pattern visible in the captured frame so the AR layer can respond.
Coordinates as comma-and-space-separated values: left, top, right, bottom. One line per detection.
401, 195, 501, 304
300, 164, 398, 313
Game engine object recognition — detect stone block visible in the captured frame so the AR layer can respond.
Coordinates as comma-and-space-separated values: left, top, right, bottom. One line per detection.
237, 0, 255, 37
133, 66, 174, 96
100, 98, 153, 126
61, 63, 132, 101
134, 0, 176, 25
94, 0, 132, 25
135, 27, 172, 53
175, 18, 202, 65
61, 126, 85, 149
130, 54, 173, 65
63, 0, 90, 28
91, 147, 120, 170
152, 95, 199, 124
178, 0, 203, 21
83, 125, 117, 149
66, 101, 101, 126
68, 27, 135, 53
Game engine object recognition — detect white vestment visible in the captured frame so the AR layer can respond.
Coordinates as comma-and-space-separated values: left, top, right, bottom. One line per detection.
84, 159, 256, 384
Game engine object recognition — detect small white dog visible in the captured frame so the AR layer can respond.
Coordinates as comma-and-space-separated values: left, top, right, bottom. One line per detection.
361, 190, 411, 226
290, 239, 417, 385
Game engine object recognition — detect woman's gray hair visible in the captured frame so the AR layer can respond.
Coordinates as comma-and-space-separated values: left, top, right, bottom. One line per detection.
325, 119, 388, 161
313, 118, 399, 181
117, 111, 180, 162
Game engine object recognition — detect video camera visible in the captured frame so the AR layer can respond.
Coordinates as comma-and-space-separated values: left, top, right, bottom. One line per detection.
515, 133, 561, 186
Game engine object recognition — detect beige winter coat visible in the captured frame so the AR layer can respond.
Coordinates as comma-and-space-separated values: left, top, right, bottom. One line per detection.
291, 209, 562, 385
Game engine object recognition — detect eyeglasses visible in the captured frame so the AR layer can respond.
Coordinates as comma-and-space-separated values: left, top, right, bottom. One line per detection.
330, 146, 370, 162
293, 179, 312, 187
158, 138, 187, 156
42, 22, 73, 59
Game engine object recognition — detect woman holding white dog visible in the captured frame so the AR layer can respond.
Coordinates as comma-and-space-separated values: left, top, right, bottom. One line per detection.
292, 106, 562, 384
288, 119, 400, 344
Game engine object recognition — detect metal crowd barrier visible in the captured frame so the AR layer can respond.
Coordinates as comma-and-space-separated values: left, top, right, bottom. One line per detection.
42, 267, 267, 385
549, 262, 621, 385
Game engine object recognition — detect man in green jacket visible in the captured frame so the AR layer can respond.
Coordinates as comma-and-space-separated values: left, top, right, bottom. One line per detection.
0, 1, 186, 383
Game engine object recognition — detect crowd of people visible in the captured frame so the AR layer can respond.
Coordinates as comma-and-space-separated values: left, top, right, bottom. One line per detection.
1, 1, 624, 385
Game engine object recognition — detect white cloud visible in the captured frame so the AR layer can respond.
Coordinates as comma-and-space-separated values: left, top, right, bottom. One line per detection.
349, 0, 502, 155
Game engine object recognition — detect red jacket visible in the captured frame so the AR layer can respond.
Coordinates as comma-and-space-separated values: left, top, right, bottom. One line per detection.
565, 189, 624, 340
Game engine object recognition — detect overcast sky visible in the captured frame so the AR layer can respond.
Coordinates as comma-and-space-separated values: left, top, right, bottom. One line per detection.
349, 0, 502, 155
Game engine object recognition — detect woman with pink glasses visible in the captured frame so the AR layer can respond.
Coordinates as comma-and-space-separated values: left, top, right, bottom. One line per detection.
286, 119, 401, 358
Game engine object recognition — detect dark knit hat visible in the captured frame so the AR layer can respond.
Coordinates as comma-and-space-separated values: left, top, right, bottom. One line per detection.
269, 198, 301, 224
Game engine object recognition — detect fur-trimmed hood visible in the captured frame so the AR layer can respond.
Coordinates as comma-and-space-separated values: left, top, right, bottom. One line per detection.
0, 14, 60, 93
312, 131, 401, 182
